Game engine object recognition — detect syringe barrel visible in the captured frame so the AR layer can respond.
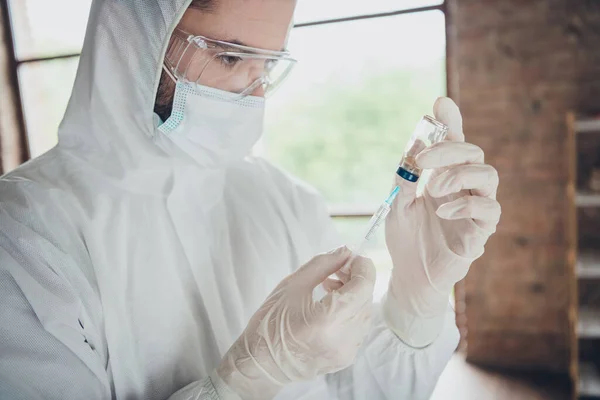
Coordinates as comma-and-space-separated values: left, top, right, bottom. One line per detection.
397, 115, 449, 182
364, 202, 391, 241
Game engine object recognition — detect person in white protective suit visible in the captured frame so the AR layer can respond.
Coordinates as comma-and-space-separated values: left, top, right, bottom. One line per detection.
0, 0, 501, 399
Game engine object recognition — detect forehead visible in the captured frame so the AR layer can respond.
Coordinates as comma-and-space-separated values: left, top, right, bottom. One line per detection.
178, 0, 296, 51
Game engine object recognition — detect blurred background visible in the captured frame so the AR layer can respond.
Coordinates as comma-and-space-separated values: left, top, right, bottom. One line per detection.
0, 1, 599, 399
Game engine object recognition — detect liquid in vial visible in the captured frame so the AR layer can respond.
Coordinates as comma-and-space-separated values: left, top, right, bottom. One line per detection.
397, 115, 448, 182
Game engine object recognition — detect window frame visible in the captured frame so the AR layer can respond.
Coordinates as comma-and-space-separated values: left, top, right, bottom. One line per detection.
0, 1, 449, 217
293, 3, 449, 218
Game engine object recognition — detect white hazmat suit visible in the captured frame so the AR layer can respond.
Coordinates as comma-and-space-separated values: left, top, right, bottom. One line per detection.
0, 1, 460, 399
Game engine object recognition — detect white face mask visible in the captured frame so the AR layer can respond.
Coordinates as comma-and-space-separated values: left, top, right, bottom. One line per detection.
157, 81, 266, 166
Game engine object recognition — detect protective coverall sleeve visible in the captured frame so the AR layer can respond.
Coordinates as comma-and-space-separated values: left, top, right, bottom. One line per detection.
323, 305, 459, 399
0, 246, 226, 400
168, 371, 242, 400
0, 183, 112, 400
0, 250, 109, 400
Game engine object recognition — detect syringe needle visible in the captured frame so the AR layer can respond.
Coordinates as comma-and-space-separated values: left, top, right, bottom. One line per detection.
341, 186, 401, 273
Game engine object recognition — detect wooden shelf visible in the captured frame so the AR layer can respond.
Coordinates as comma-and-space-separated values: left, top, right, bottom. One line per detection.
577, 251, 600, 279
567, 112, 600, 399
576, 192, 600, 207
578, 307, 600, 339
579, 362, 600, 397
576, 119, 600, 133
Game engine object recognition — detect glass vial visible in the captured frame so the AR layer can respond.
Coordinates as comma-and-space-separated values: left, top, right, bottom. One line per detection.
396, 115, 449, 182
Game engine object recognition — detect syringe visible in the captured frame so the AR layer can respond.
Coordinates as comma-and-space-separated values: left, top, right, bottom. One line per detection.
341, 186, 401, 273
342, 115, 448, 271
363, 186, 400, 243
358, 115, 448, 248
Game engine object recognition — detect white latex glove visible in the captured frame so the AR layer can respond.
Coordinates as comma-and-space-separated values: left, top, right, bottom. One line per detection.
216, 247, 376, 400
383, 97, 501, 348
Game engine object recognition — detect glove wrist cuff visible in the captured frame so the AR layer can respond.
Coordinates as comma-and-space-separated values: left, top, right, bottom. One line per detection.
216, 351, 283, 400
210, 370, 244, 400
381, 290, 450, 348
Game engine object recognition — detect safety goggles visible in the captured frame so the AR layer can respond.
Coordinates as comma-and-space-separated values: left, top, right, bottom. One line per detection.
163, 29, 297, 99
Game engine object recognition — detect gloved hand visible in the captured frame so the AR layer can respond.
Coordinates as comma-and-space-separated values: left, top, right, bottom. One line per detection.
215, 247, 376, 400
382, 97, 501, 348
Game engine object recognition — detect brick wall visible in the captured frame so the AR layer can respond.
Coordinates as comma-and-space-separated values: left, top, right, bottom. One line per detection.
448, 0, 600, 372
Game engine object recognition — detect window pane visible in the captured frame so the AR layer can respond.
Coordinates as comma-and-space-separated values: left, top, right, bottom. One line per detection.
18, 57, 79, 158
332, 217, 392, 301
261, 11, 446, 209
294, 0, 443, 24
8, 0, 92, 60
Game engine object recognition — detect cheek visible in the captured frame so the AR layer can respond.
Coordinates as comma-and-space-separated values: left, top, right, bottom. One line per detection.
195, 61, 241, 91
202, 62, 265, 92
199, 70, 241, 91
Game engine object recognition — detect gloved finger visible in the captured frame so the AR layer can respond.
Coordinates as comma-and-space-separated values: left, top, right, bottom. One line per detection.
295, 246, 352, 290
335, 255, 376, 310
322, 278, 344, 293
391, 173, 418, 212
337, 250, 365, 286
436, 196, 501, 233
416, 141, 485, 170
339, 251, 353, 274
427, 164, 499, 199
335, 264, 351, 284
392, 98, 465, 211
319, 256, 375, 315
433, 97, 465, 142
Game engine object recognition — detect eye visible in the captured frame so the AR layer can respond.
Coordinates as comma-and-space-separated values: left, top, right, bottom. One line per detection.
218, 54, 243, 67
265, 59, 278, 71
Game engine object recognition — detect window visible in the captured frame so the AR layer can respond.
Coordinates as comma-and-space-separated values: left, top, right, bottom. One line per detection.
260, 5, 447, 298
4, 0, 91, 159
4, 2, 447, 299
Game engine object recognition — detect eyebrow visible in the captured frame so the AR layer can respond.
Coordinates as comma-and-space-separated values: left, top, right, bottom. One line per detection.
224, 38, 287, 53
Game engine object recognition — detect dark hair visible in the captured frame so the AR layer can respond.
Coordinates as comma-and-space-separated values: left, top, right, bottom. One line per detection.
189, 0, 216, 11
